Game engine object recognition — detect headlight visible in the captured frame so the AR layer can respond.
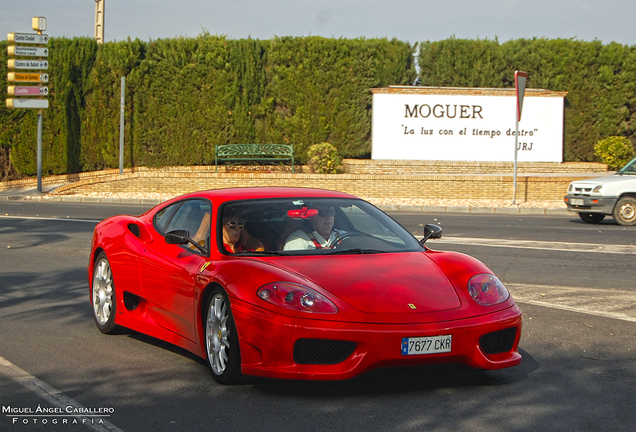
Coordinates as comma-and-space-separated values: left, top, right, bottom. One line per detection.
257, 282, 338, 313
568, 184, 573, 192
593, 185, 602, 193
467, 274, 510, 306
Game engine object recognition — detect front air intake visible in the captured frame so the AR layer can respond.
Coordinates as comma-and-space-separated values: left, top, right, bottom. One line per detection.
293, 339, 356, 365
479, 327, 517, 355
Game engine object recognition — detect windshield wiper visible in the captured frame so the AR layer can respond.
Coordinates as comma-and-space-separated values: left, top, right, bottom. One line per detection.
326, 248, 385, 255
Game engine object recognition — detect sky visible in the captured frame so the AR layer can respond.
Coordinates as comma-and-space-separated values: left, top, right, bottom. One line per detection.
1, 0, 635, 46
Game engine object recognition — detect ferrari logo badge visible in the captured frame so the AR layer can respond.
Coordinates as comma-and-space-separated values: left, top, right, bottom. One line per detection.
198, 261, 212, 273
408, 303, 417, 309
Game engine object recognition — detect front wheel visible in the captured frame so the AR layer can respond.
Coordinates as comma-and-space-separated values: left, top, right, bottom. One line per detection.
578, 212, 605, 224
205, 288, 242, 384
613, 197, 636, 226
92, 252, 118, 334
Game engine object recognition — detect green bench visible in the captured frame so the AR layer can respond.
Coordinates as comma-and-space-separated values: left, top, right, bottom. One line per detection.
215, 144, 295, 173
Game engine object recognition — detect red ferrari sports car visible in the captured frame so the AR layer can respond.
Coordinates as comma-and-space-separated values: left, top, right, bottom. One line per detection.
89, 187, 522, 384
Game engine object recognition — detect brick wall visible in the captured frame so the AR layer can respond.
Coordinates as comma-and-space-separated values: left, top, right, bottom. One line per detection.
52, 170, 594, 202
341, 159, 608, 174
2, 160, 607, 202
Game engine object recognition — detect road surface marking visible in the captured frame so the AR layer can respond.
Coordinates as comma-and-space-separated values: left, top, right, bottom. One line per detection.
0, 356, 124, 432
0, 215, 100, 223
507, 283, 636, 323
437, 236, 636, 255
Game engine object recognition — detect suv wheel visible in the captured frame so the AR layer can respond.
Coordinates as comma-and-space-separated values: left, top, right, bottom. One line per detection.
613, 197, 636, 226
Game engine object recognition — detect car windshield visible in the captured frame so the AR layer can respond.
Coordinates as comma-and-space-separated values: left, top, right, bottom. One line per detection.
218, 198, 423, 255
617, 157, 636, 175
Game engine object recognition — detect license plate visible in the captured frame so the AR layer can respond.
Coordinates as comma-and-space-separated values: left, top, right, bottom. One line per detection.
401, 335, 452, 356
571, 198, 585, 206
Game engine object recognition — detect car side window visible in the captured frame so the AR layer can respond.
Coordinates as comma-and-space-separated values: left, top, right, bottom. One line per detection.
164, 200, 212, 251
154, 202, 181, 234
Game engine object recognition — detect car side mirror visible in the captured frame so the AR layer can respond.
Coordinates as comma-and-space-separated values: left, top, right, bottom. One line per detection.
420, 224, 442, 245
165, 229, 190, 245
166, 229, 207, 254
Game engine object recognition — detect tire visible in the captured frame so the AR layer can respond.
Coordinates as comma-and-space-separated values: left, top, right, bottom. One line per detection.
613, 196, 636, 226
205, 288, 242, 384
578, 212, 605, 224
92, 252, 118, 334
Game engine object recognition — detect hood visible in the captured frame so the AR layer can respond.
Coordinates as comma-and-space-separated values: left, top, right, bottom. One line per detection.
571, 174, 631, 186
271, 253, 461, 314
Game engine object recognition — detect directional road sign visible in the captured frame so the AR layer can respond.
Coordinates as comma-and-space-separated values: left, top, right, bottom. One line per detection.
7, 46, 49, 57
7, 33, 49, 44
7, 86, 49, 96
7, 72, 49, 83
6, 98, 49, 109
8, 59, 48, 70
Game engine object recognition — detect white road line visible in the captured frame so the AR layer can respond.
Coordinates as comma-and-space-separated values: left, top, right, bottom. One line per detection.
507, 283, 636, 323
437, 236, 636, 254
0, 215, 100, 223
0, 356, 124, 432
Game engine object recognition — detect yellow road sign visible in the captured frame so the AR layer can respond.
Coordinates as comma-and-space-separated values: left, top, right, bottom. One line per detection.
7, 72, 49, 83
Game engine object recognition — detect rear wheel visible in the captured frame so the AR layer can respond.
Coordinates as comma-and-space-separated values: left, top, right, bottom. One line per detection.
578, 212, 605, 224
205, 288, 242, 384
613, 197, 636, 226
92, 252, 118, 334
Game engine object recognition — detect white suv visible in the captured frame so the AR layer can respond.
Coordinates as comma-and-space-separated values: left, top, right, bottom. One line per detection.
564, 156, 636, 226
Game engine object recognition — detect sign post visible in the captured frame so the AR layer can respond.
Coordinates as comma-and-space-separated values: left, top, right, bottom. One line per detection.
513, 71, 528, 205
119, 76, 125, 175
6, 17, 49, 192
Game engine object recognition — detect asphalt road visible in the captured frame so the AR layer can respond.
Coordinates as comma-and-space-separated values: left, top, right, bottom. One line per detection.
0, 201, 635, 432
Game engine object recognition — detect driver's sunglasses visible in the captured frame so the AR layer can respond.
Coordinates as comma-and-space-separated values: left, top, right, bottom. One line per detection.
317, 208, 335, 217
226, 222, 245, 230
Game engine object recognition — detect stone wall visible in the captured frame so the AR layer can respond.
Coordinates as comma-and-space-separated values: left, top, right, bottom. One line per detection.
1, 160, 608, 202
341, 159, 608, 174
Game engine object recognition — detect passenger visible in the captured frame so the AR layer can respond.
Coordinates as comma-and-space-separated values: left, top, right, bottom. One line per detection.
222, 207, 264, 253
192, 212, 210, 247
283, 205, 344, 250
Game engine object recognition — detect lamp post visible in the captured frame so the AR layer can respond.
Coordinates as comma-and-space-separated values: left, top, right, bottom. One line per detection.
94, 0, 105, 44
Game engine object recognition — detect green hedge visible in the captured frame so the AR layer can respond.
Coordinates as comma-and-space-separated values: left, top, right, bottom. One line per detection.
2, 35, 636, 176
1, 35, 414, 175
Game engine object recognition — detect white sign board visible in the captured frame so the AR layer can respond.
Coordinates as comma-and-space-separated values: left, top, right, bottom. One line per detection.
8, 59, 48, 70
7, 33, 49, 44
371, 87, 567, 162
8, 46, 49, 57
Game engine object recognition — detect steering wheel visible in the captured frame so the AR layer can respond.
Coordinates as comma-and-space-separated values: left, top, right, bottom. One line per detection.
328, 231, 363, 249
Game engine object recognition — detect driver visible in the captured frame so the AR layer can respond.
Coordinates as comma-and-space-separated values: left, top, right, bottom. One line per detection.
283, 205, 344, 250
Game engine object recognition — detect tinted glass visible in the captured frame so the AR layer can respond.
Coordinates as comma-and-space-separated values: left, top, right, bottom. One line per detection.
218, 198, 422, 255
164, 200, 212, 251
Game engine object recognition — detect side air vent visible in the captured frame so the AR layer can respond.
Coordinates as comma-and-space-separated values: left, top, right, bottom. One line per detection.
127, 223, 141, 238
123, 291, 142, 311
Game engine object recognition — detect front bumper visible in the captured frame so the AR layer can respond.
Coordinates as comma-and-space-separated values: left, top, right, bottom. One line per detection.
564, 195, 617, 214
231, 299, 523, 380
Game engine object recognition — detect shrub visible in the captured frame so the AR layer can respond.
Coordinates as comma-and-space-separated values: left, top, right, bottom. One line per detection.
594, 136, 635, 170
307, 142, 341, 173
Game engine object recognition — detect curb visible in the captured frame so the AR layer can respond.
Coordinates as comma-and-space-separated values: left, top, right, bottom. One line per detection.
0, 193, 572, 215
